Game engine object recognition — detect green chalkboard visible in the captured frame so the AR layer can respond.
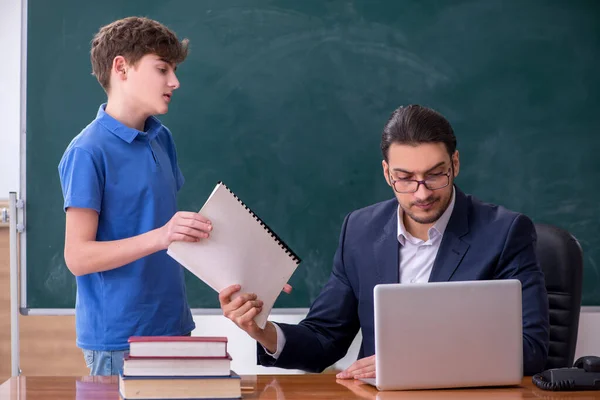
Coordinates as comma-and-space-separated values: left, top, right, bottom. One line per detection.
25, 0, 600, 310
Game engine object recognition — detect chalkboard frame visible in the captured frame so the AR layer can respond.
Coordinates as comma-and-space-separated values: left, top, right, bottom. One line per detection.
20, 0, 600, 314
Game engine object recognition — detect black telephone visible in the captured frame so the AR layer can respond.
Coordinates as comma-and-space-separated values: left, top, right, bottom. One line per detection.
532, 356, 600, 391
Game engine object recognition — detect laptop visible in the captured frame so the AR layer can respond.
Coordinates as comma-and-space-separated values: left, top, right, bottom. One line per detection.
361, 279, 523, 390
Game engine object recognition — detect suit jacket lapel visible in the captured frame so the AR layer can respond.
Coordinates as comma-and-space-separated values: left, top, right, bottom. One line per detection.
429, 187, 470, 282
374, 205, 399, 284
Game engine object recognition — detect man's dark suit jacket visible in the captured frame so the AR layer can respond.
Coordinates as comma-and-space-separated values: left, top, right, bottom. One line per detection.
258, 187, 550, 376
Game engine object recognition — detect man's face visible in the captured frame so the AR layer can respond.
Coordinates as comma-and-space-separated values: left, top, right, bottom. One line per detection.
123, 53, 180, 116
383, 142, 459, 225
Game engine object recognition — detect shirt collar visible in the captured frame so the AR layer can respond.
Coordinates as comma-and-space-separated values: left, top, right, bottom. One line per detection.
397, 186, 456, 245
95, 103, 162, 143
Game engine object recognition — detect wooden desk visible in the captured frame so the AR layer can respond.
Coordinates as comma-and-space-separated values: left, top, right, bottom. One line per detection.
0, 375, 598, 399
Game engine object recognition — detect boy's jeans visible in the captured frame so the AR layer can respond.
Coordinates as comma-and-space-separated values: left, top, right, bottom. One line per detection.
82, 349, 125, 376
81, 333, 191, 375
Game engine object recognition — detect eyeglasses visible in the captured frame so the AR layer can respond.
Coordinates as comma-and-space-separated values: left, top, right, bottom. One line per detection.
389, 168, 452, 194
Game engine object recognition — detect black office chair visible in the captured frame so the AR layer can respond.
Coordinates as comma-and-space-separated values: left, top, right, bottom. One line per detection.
534, 223, 583, 370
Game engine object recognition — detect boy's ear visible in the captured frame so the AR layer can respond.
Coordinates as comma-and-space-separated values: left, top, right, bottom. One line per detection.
112, 55, 128, 80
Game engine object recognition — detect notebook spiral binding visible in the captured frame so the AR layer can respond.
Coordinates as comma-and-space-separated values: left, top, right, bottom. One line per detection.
218, 181, 302, 264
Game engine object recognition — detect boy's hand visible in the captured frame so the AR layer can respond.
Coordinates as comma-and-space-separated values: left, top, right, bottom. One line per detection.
158, 211, 212, 249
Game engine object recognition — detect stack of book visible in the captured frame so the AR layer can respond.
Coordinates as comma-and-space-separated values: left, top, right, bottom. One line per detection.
118, 336, 241, 400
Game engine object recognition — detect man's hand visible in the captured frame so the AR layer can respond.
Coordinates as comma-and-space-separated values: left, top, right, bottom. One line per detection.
219, 284, 265, 339
218, 283, 293, 353
158, 211, 212, 249
336, 355, 376, 379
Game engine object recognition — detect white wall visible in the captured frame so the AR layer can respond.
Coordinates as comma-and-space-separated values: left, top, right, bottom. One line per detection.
573, 308, 600, 361
1, 0, 598, 375
195, 306, 600, 374
192, 313, 362, 374
0, 0, 22, 199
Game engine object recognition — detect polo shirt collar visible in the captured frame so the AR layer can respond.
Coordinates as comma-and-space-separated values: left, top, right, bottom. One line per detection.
95, 104, 162, 143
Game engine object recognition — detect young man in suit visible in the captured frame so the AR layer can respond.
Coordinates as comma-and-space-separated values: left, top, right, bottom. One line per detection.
219, 105, 550, 377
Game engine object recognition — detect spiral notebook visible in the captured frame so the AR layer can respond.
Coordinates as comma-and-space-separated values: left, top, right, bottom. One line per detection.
167, 182, 301, 329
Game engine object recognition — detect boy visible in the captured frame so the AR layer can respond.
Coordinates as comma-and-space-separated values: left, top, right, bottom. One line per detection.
58, 17, 211, 376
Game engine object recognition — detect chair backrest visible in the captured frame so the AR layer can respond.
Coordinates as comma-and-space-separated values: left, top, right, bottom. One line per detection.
534, 223, 583, 369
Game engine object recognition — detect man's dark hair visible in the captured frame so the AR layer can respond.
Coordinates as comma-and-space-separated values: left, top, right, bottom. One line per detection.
381, 105, 457, 161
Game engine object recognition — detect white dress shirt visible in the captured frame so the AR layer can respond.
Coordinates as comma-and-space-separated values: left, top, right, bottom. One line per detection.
397, 187, 455, 283
266, 188, 456, 359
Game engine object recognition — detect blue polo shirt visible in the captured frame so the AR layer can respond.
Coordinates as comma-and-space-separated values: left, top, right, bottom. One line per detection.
58, 104, 195, 351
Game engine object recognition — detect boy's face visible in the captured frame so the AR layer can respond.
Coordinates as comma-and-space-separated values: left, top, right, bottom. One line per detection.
120, 53, 180, 116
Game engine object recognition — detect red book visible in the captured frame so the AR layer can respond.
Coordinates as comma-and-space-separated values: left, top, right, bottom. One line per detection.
128, 336, 228, 358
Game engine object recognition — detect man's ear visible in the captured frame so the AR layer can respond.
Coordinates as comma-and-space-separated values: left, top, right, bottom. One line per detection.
452, 150, 460, 177
382, 160, 392, 186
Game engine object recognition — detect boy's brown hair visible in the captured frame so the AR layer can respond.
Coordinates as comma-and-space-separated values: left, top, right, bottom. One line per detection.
91, 16, 189, 91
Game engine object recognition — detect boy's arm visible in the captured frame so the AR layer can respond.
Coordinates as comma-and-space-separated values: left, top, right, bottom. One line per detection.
64, 207, 212, 276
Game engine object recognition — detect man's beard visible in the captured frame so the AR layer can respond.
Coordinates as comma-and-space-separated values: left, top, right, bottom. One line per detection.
401, 194, 451, 225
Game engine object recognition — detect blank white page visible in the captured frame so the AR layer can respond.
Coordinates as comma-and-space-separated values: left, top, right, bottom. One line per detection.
168, 182, 300, 328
